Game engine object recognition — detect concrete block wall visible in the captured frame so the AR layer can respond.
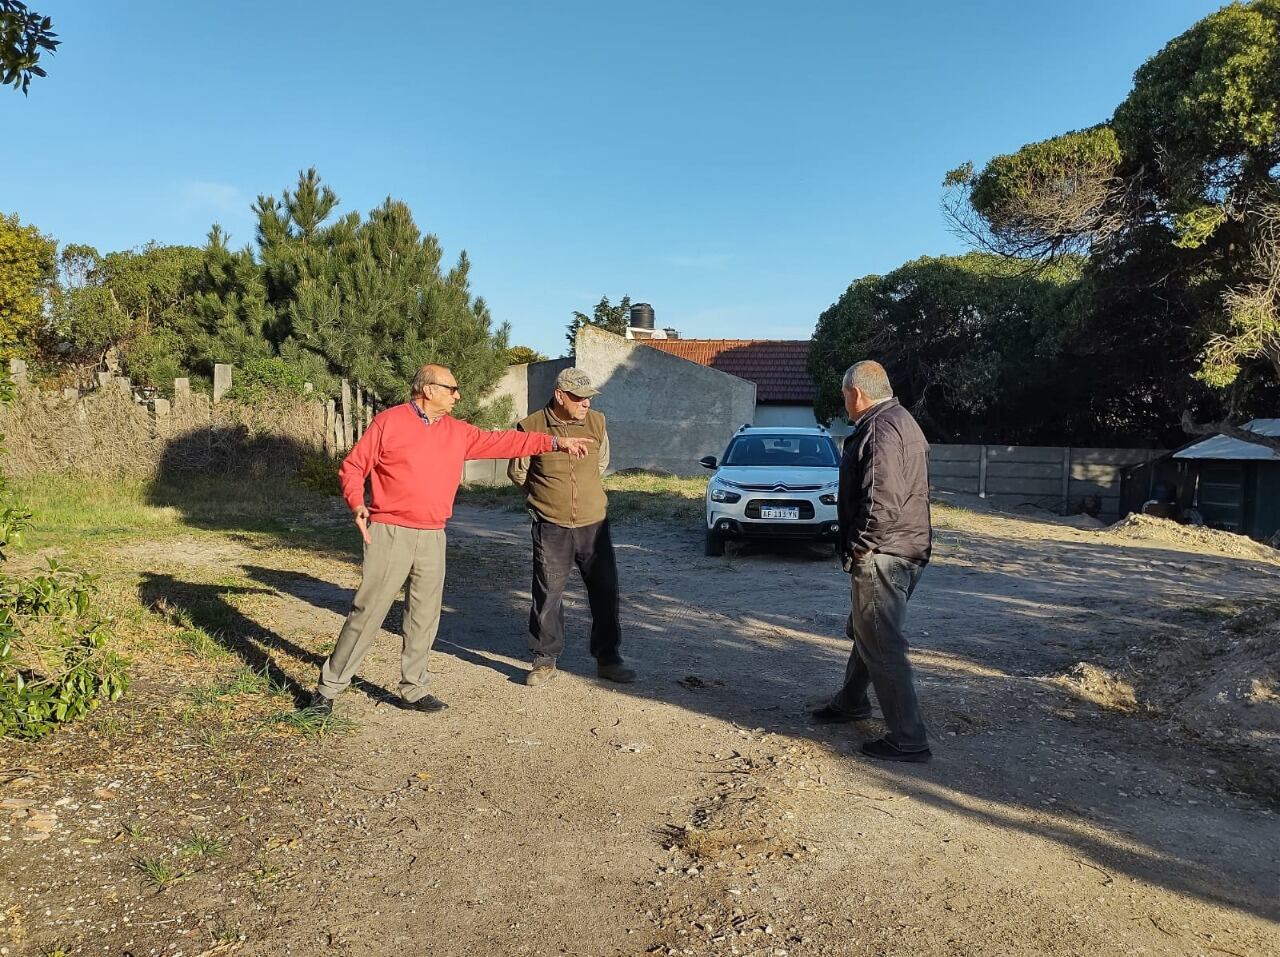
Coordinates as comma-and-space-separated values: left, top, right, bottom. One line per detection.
462, 326, 756, 484
570, 324, 757, 475
929, 444, 1164, 518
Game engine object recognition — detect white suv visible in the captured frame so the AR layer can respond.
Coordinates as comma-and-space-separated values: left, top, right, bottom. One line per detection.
700, 426, 842, 556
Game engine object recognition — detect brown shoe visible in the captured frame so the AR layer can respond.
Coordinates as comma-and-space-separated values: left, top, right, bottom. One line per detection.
526, 662, 557, 687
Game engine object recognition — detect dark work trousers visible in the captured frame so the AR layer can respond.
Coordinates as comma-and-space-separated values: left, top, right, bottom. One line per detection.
528, 519, 622, 666
831, 553, 929, 750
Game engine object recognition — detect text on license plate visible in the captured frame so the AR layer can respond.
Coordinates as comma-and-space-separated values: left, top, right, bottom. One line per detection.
760, 506, 800, 520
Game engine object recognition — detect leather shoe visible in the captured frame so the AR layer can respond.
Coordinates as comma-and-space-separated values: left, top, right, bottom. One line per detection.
860, 737, 931, 763
526, 662, 557, 686
811, 703, 872, 723
402, 694, 448, 713
305, 691, 334, 716
596, 661, 636, 683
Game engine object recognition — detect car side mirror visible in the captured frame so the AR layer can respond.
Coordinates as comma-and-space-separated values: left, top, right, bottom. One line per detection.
699, 455, 718, 470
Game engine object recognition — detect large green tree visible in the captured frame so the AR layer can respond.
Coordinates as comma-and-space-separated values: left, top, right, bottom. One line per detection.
945, 0, 1280, 451
196, 169, 514, 422
46, 242, 204, 386
0, 212, 55, 358
810, 253, 1093, 444
566, 295, 631, 352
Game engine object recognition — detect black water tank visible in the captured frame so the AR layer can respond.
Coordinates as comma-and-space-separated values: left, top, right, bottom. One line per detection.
629, 302, 655, 329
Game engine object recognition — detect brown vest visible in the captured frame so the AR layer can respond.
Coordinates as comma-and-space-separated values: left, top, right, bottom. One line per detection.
518, 407, 608, 527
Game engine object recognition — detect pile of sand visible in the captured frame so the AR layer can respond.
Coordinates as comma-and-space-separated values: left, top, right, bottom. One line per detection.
1105, 513, 1279, 560
1052, 600, 1280, 799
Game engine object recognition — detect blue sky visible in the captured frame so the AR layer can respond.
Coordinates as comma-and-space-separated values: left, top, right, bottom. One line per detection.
4, 0, 1227, 357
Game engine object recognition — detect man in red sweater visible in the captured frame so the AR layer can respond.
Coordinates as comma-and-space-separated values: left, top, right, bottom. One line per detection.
307, 364, 593, 715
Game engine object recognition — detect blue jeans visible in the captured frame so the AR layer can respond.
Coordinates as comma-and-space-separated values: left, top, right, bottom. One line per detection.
832, 553, 929, 750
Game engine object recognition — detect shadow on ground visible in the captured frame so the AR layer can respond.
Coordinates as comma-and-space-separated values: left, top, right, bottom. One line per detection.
138, 485, 1280, 924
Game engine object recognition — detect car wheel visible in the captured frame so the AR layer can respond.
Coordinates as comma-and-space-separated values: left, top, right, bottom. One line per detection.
704, 530, 725, 556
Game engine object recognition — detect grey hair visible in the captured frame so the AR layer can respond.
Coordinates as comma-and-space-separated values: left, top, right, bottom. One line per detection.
411, 366, 435, 396
841, 360, 893, 400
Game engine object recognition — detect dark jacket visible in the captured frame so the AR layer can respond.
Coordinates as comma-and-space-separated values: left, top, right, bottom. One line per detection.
838, 398, 932, 568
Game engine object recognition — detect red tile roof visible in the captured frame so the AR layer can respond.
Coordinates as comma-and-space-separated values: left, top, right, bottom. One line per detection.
639, 339, 815, 403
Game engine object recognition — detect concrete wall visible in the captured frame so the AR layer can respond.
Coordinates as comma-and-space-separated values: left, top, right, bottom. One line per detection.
573, 324, 757, 474
930, 444, 1164, 518
463, 326, 756, 483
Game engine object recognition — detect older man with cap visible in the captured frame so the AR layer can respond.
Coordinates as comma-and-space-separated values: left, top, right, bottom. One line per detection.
508, 367, 634, 686
307, 363, 594, 716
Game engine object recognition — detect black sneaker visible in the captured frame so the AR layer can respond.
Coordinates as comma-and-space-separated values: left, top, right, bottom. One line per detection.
597, 661, 636, 684
305, 691, 334, 716
860, 737, 931, 763
402, 694, 448, 714
811, 703, 872, 724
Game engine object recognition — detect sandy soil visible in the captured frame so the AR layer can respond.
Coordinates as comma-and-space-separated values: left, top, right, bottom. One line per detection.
2, 501, 1279, 957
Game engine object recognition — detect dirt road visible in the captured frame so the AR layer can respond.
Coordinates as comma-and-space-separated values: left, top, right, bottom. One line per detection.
3, 501, 1278, 956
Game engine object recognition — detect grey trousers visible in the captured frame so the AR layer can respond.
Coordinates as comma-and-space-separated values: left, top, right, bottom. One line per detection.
832, 552, 929, 750
316, 522, 446, 703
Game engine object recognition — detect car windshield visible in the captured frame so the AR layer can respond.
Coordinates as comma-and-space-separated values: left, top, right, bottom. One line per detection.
722, 434, 838, 468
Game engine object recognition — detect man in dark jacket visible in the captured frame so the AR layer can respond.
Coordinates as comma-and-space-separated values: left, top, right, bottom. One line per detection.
812, 360, 933, 762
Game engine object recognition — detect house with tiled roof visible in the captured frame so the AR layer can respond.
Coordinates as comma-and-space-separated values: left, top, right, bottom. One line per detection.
638, 337, 848, 436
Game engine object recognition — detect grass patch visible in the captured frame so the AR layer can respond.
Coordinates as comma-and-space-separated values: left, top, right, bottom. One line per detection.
459, 472, 707, 526
10, 474, 355, 556
259, 707, 355, 738
178, 831, 228, 858
132, 855, 190, 889
604, 473, 706, 524
11, 476, 178, 549
177, 626, 228, 660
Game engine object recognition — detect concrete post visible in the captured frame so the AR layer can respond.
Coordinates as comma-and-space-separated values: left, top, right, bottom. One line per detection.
1061, 447, 1072, 514
97, 371, 112, 389
62, 387, 78, 401
340, 379, 353, 450
212, 364, 232, 403
324, 399, 336, 456
152, 397, 171, 435
113, 376, 132, 395
353, 387, 364, 441
978, 445, 989, 499
7, 358, 27, 386
174, 377, 191, 400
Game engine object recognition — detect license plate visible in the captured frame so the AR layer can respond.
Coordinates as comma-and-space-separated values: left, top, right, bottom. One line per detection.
760, 506, 800, 520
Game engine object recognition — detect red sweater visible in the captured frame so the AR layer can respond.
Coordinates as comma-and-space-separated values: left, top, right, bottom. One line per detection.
339, 404, 554, 530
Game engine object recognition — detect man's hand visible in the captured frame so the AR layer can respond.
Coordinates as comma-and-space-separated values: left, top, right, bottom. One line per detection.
557, 437, 595, 459
353, 505, 373, 545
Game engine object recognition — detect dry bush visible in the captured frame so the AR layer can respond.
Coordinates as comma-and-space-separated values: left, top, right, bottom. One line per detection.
0, 387, 326, 482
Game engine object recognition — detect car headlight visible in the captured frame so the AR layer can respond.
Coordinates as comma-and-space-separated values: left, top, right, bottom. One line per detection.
819, 493, 836, 505
710, 486, 741, 503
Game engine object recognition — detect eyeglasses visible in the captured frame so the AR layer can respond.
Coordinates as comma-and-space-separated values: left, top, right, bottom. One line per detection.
429, 382, 460, 395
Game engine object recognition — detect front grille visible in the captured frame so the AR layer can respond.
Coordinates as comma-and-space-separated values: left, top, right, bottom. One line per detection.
737, 483, 823, 492
745, 499, 816, 520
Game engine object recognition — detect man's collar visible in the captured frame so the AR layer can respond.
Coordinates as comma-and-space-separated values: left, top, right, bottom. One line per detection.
545, 404, 579, 427
410, 400, 444, 425
853, 396, 894, 427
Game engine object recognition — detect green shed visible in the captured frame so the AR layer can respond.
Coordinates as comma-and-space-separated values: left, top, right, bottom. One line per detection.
1173, 419, 1280, 542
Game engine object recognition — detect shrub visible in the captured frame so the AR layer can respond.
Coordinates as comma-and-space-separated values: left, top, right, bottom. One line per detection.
223, 357, 312, 403
0, 560, 126, 739
0, 370, 125, 739
295, 453, 340, 496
